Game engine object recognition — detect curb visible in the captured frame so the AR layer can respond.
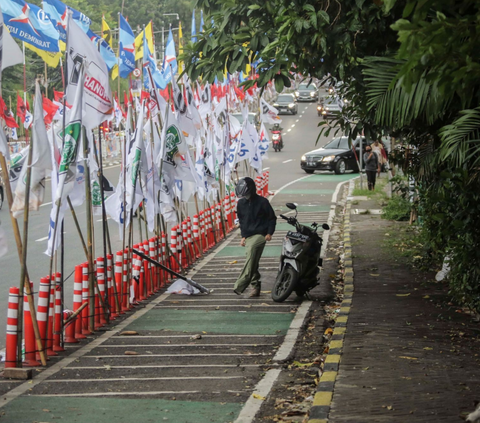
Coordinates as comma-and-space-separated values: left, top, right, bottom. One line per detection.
308, 180, 355, 423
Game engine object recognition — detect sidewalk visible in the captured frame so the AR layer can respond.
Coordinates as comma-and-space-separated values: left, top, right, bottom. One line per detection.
310, 181, 480, 422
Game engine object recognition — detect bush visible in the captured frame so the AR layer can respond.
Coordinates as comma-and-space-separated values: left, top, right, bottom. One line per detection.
382, 195, 411, 221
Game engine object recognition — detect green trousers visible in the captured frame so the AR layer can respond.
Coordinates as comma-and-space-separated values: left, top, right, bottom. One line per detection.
234, 234, 267, 293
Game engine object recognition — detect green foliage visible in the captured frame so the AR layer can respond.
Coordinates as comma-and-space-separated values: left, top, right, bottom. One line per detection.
382, 195, 411, 221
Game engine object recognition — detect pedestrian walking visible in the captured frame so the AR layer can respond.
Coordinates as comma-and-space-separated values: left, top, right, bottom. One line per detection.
364, 144, 379, 191
371, 139, 387, 177
233, 177, 277, 297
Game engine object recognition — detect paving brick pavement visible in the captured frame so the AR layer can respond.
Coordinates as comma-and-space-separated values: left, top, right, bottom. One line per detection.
326, 195, 480, 422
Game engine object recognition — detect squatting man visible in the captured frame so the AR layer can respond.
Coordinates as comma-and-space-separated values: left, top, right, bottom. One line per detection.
233, 177, 277, 297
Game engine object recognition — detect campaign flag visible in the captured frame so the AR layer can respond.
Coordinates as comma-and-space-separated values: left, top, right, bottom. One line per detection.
191, 10, 196, 42
42, 0, 91, 42
113, 97, 122, 127
260, 97, 282, 124
43, 96, 59, 125
8, 147, 28, 190
134, 21, 153, 61
1, 9, 22, 70
0, 97, 19, 128
143, 30, 166, 90
16, 94, 27, 123
200, 10, 204, 32
101, 15, 112, 47
10, 127, 17, 140
23, 110, 32, 129
178, 21, 184, 74
66, 13, 113, 130
11, 80, 52, 217
162, 28, 177, 84
2, 0, 59, 52
118, 14, 135, 78
55, 66, 83, 206
86, 29, 117, 71
171, 69, 198, 140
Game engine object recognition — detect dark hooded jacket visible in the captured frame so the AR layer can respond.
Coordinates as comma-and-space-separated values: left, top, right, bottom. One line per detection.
237, 182, 277, 238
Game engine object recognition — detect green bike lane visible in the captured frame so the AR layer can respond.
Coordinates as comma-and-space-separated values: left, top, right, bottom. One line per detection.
0, 172, 355, 423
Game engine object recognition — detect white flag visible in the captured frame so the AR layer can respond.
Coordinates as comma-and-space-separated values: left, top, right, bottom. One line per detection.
1, 7, 22, 71
23, 111, 33, 129
11, 81, 52, 217
260, 97, 282, 124
10, 127, 17, 140
66, 13, 113, 130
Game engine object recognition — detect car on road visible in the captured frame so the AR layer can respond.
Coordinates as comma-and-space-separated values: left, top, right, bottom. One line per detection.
317, 96, 342, 118
300, 136, 369, 174
273, 94, 298, 115
295, 82, 318, 102
231, 112, 257, 126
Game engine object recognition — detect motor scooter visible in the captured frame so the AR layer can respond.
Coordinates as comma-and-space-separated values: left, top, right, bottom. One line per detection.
272, 203, 330, 302
271, 130, 283, 152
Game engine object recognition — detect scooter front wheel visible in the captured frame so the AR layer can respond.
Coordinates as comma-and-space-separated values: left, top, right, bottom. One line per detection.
272, 266, 298, 302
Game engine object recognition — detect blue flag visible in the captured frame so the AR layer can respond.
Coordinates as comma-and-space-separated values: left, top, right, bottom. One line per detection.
191, 9, 196, 42
86, 29, 117, 71
143, 30, 166, 90
118, 14, 135, 78
162, 27, 177, 84
43, 0, 91, 42
2, 0, 59, 52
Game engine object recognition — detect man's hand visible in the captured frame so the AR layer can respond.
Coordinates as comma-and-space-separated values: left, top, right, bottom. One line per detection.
240, 238, 246, 247
265, 234, 272, 242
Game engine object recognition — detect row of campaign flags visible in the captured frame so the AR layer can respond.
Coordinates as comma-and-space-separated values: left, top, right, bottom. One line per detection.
0, 0, 189, 85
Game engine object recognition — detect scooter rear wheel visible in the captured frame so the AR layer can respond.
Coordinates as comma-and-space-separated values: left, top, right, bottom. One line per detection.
272, 266, 298, 302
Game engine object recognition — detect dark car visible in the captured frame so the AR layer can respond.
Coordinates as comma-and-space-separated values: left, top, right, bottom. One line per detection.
295, 82, 318, 102
273, 94, 298, 115
300, 136, 369, 174
317, 96, 342, 118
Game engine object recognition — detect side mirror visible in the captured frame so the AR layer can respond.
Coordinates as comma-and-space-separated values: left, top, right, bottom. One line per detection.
322, 224, 330, 230
286, 203, 297, 210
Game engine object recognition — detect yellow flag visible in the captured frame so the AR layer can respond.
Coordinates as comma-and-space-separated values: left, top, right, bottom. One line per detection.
102, 16, 113, 48
25, 43, 62, 68
111, 64, 119, 80
178, 21, 184, 73
134, 22, 154, 61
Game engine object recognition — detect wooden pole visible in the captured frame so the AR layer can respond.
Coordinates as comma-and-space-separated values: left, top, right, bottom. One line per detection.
0, 153, 47, 366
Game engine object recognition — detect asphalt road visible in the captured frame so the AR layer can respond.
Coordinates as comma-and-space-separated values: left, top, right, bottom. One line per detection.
0, 100, 333, 350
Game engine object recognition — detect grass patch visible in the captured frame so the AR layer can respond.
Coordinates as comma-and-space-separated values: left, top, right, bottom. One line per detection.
352, 176, 389, 202
382, 195, 411, 221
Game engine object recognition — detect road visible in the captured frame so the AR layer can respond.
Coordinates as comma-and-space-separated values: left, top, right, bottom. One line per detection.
0, 100, 333, 350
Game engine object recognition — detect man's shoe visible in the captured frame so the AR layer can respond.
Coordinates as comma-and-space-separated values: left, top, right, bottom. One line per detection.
233, 289, 241, 295
248, 288, 260, 297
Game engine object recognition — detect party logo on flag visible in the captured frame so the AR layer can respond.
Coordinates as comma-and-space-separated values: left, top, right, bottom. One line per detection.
165, 125, 181, 162
58, 121, 81, 174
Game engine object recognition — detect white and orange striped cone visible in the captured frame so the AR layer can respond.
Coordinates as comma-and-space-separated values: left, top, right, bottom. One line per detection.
132, 245, 143, 302
182, 221, 188, 267
122, 249, 130, 311
143, 240, 152, 296
5, 287, 20, 368
47, 280, 58, 356
81, 264, 92, 336
23, 282, 42, 365
63, 310, 77, 344
53, 273, 64, 352
114, 251, 125, 315
148, 238, 157, 292
96, 257, 107, 327
36, 278, 50, 362
107, 254, 117, 320
73, 265, 86, 340
161, 232, 167, 286
193, 214, 201, 257
170, 226, 177, 272
187, 218, 194, 263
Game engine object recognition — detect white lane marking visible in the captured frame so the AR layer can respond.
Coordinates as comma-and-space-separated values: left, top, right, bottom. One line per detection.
40, 201, 52, 208
234, 369, 282, 423
84, 353, 266, 358
31, 391, 201, 397
282, 159, 293, 164
156, 305, 291, 309
91, 343, 274, 348
45, 376, 245, 383
302, 111, 305, 114
295, 119, 299, 123
304, 106, 309, 110
291, 124, 295, 128
287, 129, 292, 132
110, 335, 281, 339
67, 364, 271, 370
264, 167, 270, 171
35, 236, 49, 242
273, 300, 312, 361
